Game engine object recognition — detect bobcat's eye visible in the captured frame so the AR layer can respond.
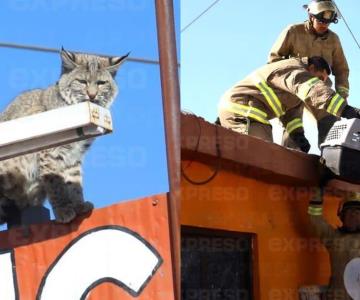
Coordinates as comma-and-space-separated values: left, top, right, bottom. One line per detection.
97, 80, 107, 85
77, 79, 88, 85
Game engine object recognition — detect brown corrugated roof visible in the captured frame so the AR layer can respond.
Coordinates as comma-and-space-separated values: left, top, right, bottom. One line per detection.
181, 113, 360, 193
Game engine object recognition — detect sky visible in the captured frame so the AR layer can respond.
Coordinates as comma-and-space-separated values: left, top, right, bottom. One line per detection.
181, 0, 360, 154
0, 0, 180, 214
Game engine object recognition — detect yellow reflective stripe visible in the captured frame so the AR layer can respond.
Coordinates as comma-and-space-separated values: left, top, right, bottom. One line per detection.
255, 81, 282, 117
327, 93, 345, 116
298, 77, 320, 100
337, 86, 349, 93
333, 97, 345, 115
219, 99, 268, 117
308, 211, 322, 216
337, 86, 349, 97
286, 118, 303, 134
255, 80, 284, 117
220, 101, 270, 125
308, 206, 323, 216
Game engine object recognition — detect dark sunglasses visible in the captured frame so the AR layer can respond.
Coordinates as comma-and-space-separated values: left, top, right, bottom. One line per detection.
314, 10, 337, 24
314, 17, 332, 25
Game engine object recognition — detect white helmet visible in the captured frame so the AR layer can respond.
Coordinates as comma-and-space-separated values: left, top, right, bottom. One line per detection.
303, 0, 340, 23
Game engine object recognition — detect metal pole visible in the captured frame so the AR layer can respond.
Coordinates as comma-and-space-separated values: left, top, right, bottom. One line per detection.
154, 0, 180, 299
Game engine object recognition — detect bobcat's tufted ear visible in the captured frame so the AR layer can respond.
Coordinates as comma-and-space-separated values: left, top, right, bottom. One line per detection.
107, 52, 130, 77
60, 47, 79, 73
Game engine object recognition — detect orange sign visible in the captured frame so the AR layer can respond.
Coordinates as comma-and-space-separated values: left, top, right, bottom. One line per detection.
0, 193, 174, 300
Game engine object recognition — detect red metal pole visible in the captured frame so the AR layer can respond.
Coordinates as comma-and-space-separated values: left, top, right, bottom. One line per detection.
154, 0, 180, 299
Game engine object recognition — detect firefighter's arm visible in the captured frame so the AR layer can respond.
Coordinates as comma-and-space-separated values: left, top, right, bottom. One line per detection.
304, 82, 360, 121
308, 197, 336, 246
271, 68, 348, 120
279, 104, 310, 153
268, 25, 293, 63
332, 36, 350, 99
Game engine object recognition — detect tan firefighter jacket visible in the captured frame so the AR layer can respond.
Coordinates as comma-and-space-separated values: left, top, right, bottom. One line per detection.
218, 58, 347, 135
268, 21, 349, 99
308, 203, 360, 300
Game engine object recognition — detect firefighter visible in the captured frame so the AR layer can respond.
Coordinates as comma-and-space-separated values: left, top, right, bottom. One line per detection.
308, 191, 360, 299
268, 0, 349, 149
269, 0, 349, 99
218, 56, 360, 153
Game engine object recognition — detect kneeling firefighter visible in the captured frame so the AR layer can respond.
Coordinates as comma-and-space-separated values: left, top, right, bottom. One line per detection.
218, 56, 360, 152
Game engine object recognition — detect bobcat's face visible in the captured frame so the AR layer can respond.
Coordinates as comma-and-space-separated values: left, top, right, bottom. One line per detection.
59, 63, 117, 108
58, 49, 128, 108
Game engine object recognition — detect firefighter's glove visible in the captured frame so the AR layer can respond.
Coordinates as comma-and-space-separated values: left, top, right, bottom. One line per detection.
341, 105, 360, 119
289, 131, 311, 153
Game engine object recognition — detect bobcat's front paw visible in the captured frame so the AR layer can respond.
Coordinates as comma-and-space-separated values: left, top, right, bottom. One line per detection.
54, 206, 77, 224
74, 201, 94, 215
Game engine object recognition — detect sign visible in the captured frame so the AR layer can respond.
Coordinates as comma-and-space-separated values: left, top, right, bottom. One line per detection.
0, 194, 174, 300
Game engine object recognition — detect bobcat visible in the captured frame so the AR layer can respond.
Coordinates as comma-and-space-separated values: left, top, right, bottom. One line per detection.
0, 49, 128, 223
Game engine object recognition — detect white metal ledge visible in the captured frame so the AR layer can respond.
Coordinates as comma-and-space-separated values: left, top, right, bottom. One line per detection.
0, 101, 112, 161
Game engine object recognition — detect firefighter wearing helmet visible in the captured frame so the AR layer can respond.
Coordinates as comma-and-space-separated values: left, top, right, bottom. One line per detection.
306, 0, 339, 24
268, 0, 349, 149
308, 191, 360, 299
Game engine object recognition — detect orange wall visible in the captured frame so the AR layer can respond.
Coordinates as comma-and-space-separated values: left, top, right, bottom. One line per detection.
181, 160, 341, 300
0, 194, 174, 300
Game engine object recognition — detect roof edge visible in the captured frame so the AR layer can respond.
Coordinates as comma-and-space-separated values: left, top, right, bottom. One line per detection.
181, 113, 360, 193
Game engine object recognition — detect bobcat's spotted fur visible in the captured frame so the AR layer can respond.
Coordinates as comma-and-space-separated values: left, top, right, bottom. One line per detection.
0, 49, 128, 223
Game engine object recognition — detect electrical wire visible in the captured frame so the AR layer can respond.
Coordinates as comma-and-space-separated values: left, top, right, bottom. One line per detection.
333, 1, 360, 51
0, 42, 160, 65
181, 110, 222, 185
181, 0, 222, 33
